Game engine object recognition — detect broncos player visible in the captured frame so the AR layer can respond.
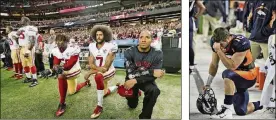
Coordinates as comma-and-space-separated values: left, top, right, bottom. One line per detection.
84, 25, 118, 119
17, 17, 39, 87
205, 27, 263, 119
6, 26, 23, 79
53, 34, 90, 117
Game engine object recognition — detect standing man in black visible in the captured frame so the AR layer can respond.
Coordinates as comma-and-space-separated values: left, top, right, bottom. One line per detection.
189, 0, 205, 73
123, 30, 165, 119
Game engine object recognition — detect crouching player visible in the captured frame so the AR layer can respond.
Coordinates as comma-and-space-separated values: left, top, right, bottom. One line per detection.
53, 34, 90, 117
122, 30, 164, 119
205, 27, 263, 119
84, 25, 118, 119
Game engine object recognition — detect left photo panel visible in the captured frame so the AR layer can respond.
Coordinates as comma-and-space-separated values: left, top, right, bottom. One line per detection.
0, 0, 182, 119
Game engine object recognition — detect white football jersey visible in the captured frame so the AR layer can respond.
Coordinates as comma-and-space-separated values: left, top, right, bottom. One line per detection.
18, 25, 38, 46
8, 31, 19, 50
260, 34, 275, 108
89, 42, 118, 69
52, 44, 81, 75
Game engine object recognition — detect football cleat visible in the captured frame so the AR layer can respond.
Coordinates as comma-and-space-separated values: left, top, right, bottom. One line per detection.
23, 78, 32, 83
56, 103, 66, 117
86, 79, 91, 87
29, 80, 38, 87
10, 74, 18, 78
6, 67, 13, 71
211, 105, 233, 119
90, 105, 103, 119
16, 74, 23, 80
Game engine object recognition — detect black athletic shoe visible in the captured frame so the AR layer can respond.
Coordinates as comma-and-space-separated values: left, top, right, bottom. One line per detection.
29, 79, 38, 87
23, 78, 32, 83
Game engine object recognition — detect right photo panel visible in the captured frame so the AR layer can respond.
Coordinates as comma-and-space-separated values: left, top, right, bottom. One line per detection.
189, 0, 275, 119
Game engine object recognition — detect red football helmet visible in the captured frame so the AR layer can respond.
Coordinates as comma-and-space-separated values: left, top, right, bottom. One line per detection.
117, 85, 142, 98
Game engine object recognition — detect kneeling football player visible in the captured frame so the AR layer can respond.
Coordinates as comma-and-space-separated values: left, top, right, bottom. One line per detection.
205, 28, 263, 119
53, 34, 90, 117
84, 25, 119, 119
122, 30, 164, 119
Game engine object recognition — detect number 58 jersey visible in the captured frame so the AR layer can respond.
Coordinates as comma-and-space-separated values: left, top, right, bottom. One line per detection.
88, 42, 118, 69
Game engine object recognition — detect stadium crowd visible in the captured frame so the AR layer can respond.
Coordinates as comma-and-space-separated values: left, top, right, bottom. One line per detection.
2, 0, 180, 28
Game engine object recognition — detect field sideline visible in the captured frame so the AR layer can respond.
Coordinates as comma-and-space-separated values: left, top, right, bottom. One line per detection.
0, 67, 181, 119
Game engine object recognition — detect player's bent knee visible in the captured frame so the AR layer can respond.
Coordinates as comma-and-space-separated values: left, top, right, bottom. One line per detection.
234, 107, 247, 116
127, 98, 138, 108
58, 75, 66, 79
68, 90, 76, 95
147, 87, 160, 98
222, 69, 236, 80
95, 73, 104, 90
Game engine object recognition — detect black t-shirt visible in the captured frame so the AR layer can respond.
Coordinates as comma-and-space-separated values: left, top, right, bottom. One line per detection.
124, 46, 163, 84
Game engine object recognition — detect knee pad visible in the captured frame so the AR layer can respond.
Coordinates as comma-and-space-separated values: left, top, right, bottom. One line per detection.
24, 67, 30, 73
31, 66, 37, 74
95, 73, 104, 90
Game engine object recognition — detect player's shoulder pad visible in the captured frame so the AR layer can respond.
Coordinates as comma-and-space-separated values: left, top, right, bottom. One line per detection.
109, 42, 118, 53
51, 47, 60, 56
68, 45, 80, 54
232, 35, 250, 52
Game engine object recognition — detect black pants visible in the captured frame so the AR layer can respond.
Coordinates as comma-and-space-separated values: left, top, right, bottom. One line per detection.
5, 53, 13, 68
35, 53, 45, 73
48, 54, 54, 69
1, 58, 6, 67
126, 82, 160, 119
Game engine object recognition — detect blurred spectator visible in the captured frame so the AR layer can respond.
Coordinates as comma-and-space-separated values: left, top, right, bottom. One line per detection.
3, 0, 180, 27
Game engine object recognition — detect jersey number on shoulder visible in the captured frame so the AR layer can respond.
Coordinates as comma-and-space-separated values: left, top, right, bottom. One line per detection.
19, 32, 25, 39
96, 56, 103, 67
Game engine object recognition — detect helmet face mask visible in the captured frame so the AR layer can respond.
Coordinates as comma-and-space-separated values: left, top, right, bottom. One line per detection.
196, 88, 218, 115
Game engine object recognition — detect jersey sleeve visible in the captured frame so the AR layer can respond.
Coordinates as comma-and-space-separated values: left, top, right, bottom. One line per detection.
109, 42, 118, 53
151, 50, 163, 69
52, 47, 61, 59
88, 43, 94, 56
124, 47, 136, 79
232, 36, 250, 52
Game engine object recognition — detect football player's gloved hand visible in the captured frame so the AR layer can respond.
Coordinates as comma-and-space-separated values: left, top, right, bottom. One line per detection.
54, 66, 64, 74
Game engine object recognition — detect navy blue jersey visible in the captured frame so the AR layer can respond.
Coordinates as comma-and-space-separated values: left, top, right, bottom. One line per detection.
210, 35, 255, 70
124, 46, 163, 84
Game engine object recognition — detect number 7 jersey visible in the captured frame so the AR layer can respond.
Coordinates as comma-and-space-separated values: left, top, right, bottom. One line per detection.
88, 42, 118, 69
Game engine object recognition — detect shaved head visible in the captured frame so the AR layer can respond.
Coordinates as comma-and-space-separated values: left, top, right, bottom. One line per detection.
5, 26, 13, 33
139, 30, 152, 39
138, 30, 152, 50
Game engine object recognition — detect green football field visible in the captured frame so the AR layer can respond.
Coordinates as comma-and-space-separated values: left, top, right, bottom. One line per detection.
0, 68, 181, 119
